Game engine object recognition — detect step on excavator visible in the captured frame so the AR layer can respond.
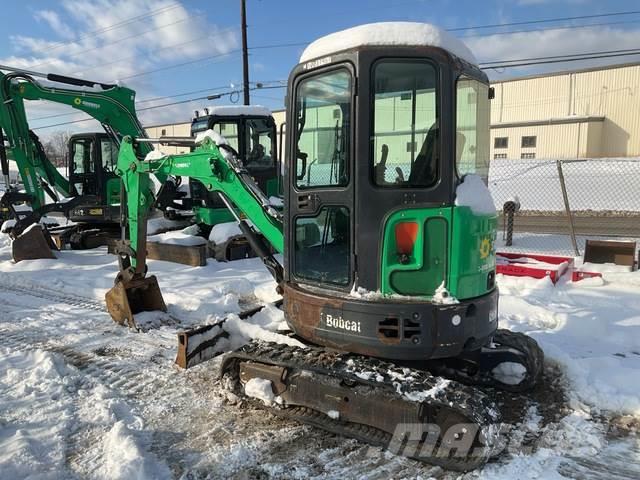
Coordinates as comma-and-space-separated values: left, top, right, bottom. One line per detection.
105, 23, 544, 471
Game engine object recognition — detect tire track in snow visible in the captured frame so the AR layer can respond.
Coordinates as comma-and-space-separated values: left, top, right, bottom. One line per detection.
2, 281, 636, 479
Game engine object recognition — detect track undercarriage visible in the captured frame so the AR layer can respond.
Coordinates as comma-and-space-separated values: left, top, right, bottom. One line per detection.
178, 316, 543, 471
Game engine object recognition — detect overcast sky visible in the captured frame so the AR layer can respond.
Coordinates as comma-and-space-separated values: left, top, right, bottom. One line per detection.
1, 0, 639, 137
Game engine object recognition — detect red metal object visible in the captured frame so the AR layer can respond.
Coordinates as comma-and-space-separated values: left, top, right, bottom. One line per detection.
496, 252, 574, 284
571, 270, 603, 282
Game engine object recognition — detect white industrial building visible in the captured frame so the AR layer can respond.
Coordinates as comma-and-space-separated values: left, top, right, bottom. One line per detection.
146, 61, 640, 161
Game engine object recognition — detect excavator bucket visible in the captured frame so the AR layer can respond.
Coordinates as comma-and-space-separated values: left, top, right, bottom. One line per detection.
105, 275, 166, 329
12, 225, 57, 263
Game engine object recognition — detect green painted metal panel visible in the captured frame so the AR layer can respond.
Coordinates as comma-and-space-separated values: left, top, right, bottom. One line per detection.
380, 206, 496, 300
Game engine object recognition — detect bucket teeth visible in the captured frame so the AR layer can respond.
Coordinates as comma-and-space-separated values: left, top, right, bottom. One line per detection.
11, 225, 57, 263
105, 275, 166, 329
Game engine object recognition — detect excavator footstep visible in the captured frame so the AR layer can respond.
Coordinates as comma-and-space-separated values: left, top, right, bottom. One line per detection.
11, 225, 57, 263
105, 275, 166, 329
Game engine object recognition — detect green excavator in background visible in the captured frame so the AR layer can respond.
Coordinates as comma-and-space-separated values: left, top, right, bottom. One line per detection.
105, 23, 544, 471
189, 105, 281, 259
0, 68, 187, 261
0, 68, 283, 263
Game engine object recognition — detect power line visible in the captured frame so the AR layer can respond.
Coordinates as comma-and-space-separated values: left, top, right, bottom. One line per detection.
32, 84, 286, 130
460, 19, 638, 38
480, 48, 640, 66
480, 50, 640, 70
30, 16, 193, 70
117, 50, 241, 81
28, 85, 234, 121
71, 27, 239, 76
447, 9, 640, 32
34, 3, 182, 54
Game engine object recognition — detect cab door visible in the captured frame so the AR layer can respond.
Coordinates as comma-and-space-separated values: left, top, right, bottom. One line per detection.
69, 136, 97, 196
286, 65, 355, 291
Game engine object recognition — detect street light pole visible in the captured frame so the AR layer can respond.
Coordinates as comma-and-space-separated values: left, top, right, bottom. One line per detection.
241, 0, 250, 105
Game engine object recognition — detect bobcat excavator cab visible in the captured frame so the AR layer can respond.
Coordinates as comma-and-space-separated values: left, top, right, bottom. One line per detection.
107, 23, 543, 471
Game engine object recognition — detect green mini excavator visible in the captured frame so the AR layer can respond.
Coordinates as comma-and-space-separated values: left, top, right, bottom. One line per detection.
105, 23, 543, 471
0, 68, 173, 261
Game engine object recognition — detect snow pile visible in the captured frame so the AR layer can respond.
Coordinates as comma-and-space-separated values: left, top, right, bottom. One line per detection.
1, 219, 16, 232
209, 221, 243, 244
146, 215, 191, 235
194, 129, 229, 147
300, 22, 477, 65
147, 225, 207, 247
244, 378, 278, 406
144, 149, 166, 161
455, 174, 497, 215
204, 105, 271, 117
268, 196, 284, 207
492, 362, 527, 386
498, 270, 640, 415
326, 410, 340, 420
431, 281, 459, 304
0, 348, 76, 478
580, 262, 633, 273
222, 305, 306, 351
349, 285, 384, 300
99, 421, 171, 480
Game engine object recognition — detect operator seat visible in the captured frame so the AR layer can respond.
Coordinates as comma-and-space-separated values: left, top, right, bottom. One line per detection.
408, 122, 439, 186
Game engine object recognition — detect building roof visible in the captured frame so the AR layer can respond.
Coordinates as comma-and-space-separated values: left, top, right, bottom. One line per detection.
490, 60, 640, 84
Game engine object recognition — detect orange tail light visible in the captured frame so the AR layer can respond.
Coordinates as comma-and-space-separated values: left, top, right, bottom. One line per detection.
394, 222, 419, 255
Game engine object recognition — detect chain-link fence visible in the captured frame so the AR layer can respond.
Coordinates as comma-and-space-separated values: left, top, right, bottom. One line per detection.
489, 157, 640, 256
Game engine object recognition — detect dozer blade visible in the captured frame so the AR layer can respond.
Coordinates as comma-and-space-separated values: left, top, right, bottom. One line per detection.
105, 275, 166, 329
175, 302, 280, 369
12, 225, 57, 263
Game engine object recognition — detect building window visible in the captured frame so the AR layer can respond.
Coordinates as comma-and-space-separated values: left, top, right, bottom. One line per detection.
161, 128, 166, 136
521, 136, 536, 148
494, 137, 508, 149
521, 152, 536, 159
494, 153, 507, 159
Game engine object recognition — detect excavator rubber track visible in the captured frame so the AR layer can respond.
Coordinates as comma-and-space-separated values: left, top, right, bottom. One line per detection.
429, 329, 544, 393
220, 341, 504, 472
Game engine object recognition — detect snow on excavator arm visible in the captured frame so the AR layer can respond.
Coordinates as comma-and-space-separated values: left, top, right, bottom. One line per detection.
106, 134, 284, 328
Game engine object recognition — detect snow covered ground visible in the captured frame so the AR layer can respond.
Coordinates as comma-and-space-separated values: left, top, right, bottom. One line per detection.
0, 232, 638, 479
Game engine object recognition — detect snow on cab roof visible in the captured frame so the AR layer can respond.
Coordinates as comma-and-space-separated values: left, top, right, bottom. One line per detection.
300, 22, 477, 65
203, 105, 271, 117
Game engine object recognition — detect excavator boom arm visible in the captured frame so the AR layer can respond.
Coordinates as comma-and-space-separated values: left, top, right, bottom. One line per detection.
116, 136, 283, 273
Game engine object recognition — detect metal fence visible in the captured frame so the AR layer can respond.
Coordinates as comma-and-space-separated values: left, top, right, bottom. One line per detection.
489, 157, 640, 256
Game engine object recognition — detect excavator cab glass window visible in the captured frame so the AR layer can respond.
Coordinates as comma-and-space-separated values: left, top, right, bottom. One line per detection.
455, 76, 490, 182
245, 118, 274, 171
371, 61, 438, 187
212, 122, 239, 152
295, 69, 351, 188
71, 138, 94, 175
100, 138, 118, 173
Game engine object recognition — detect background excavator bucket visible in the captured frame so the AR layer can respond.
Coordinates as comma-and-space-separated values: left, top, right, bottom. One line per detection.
12, 225, 57, 263
105, 275, 166, 329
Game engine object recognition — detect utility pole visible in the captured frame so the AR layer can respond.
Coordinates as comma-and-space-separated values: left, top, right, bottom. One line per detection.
241, 0, 250, 105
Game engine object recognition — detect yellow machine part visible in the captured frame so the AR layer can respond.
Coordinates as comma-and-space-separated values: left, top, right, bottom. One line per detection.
11, 225, 56, 263
105, 275, 167, 329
